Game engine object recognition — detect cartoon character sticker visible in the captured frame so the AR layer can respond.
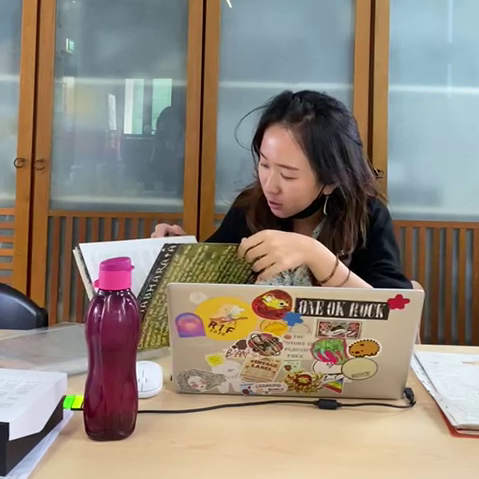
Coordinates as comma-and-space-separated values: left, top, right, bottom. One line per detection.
175, 313, 206, 338
252, 290, 293, 320
283, 371, 322, 394
312, 360, 342, 375
240, 357, 282, 383
341, 358, 378, 381
194, 297, 257, 340
312, 362, 345, 393
211, 360, 242, 393
311, 338, 349, 365
348, 339, 381, 358
317, 320, 362, 339
260, 320, 288, 336
225, 339, 251, 359
176, 369, 226, 393
247, 333, 284, 357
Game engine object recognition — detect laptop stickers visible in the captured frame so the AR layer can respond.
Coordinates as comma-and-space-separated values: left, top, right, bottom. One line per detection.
173, 290, 413, 396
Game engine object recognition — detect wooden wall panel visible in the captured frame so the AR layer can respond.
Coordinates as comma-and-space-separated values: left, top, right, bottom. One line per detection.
0, 210, 15, 287
44, 212, 182, 325
394, 221, 479, 346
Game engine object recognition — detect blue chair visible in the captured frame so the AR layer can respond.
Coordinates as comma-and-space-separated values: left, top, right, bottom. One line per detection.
0, 283, 48, 330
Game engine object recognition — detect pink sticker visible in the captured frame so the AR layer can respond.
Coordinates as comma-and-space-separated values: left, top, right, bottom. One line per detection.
175, 313, 206, 338
387, 294, 410, 310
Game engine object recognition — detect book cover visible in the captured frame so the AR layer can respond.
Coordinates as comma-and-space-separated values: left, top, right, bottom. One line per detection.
137, 243, 256, 350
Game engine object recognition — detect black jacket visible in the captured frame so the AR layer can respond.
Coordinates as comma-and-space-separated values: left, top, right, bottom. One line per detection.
206, 197, 411, 289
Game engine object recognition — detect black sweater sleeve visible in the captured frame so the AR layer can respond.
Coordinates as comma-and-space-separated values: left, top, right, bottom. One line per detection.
207, 198, 410, 289
205, 205, 251, 244
349, 199, 412, 289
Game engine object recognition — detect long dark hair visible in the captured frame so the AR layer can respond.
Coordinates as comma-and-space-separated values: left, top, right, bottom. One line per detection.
235, 90, 381, 256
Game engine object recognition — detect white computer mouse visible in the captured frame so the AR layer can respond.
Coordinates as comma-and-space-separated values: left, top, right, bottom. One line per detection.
136, 361, 163, 399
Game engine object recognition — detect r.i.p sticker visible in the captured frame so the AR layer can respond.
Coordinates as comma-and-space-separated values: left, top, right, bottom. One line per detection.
195, 297, 257, 341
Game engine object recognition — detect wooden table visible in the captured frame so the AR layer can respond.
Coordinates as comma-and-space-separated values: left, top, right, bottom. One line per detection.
15, 345, 478, 478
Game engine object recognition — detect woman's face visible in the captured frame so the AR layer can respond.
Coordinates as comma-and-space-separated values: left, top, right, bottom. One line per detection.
258, 125, 324, 219
187, 375, 207, 392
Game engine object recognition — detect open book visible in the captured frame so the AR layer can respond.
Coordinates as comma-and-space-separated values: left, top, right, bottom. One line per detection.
411, 351, 479, 436
73, 236, 197, 299
74, 239, 256, 351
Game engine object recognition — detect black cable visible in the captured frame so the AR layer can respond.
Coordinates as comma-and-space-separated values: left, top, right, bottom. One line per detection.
135, 388, 416, 414
138, 399, 316, 415
70, 388, 416, 414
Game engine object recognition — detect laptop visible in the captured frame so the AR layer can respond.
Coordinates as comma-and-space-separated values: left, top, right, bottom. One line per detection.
167, 283, 424, 400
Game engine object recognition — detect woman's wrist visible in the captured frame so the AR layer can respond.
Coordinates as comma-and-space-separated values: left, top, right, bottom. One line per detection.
306, 240, 362, 288
305, 240, 338, 281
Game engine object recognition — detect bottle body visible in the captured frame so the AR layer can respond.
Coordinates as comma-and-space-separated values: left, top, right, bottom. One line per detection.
84, 288, 140, 441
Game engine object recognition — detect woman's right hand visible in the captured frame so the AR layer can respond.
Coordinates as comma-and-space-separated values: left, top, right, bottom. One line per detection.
151, 223, 186, 238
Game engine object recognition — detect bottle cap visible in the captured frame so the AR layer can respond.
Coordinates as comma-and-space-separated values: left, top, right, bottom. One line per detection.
96, 257, 134, 291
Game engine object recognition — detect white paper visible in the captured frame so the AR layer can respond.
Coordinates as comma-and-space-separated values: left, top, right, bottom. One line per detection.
1, 411, 73, 479
0, 370, 67, 440
78, 236, 197, 297
411, 355, 459, 427
413, 352, 479, 428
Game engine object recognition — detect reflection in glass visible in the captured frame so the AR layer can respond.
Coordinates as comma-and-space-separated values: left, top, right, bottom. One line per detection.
0, 2, 22, 208
389, 0, 479, 221
50, 0, 189, 212
214, 0, 355, 211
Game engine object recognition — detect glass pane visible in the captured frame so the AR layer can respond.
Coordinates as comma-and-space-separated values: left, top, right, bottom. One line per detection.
50, 0, 189, 212
214, 0, 356, 212
0, 1, 22, 209
389, 0, 479, 221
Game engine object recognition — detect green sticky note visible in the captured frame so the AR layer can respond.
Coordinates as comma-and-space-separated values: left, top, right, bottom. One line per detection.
72, 396, 84, 410
63, 395, 74, 409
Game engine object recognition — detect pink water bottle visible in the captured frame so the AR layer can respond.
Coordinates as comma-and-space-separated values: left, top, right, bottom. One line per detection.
83, 257, 141, 441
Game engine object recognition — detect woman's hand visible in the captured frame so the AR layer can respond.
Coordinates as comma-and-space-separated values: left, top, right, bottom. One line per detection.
151, 223, 186, 238
238, 230, 318, 281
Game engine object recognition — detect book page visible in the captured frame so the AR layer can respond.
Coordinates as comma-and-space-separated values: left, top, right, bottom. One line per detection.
138, 243, 256, 350
415, 352, 479, 427
78, 236, 196, 297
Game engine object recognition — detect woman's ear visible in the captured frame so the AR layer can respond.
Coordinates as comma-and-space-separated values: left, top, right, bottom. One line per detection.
323, 184, 337, 196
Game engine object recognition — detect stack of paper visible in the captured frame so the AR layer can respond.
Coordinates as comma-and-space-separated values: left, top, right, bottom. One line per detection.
412, 351, 479, 436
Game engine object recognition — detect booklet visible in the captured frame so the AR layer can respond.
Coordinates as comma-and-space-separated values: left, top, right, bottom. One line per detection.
74, 239, 256, 350
73, 236, 197, 299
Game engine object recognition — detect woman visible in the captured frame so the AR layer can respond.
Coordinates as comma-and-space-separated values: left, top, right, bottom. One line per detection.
152, 90, 410, 289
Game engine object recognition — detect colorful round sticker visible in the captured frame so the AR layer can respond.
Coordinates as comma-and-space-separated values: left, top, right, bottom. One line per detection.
194, 297, 257, 341
251, 290, 293, 320
311, 338, 349, 365
341, 358, 378, 381
247, 333, 284, 357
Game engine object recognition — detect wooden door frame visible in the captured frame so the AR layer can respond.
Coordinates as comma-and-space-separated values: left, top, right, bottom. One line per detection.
10, 0, 40, 293
369, 0, 390, 192
198, 0, 374, 240
29, 0, 55, 306
30, 0, 205, 307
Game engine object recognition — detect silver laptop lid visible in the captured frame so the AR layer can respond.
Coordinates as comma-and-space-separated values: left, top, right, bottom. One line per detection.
167, 284, 424, 400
